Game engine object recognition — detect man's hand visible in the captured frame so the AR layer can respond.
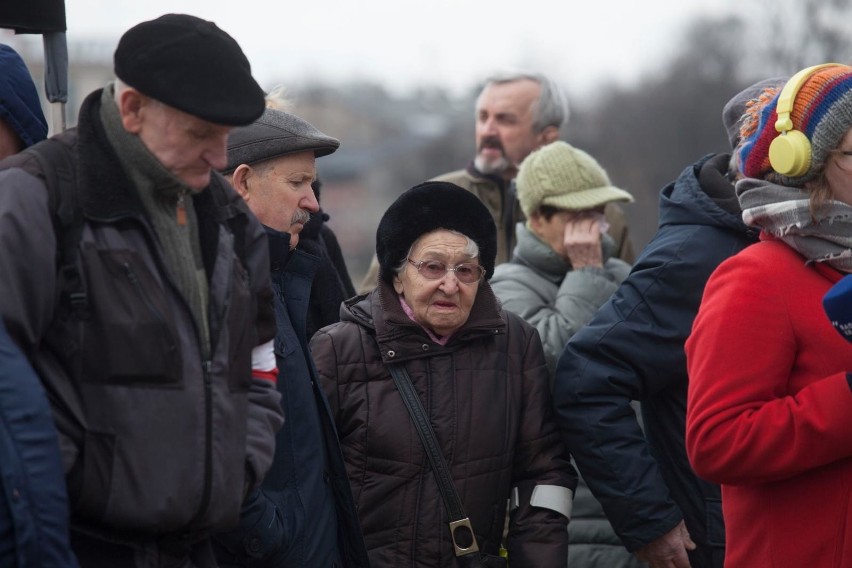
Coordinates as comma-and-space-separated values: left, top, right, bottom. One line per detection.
563, 215, 603, 269
634, 520, 696, 568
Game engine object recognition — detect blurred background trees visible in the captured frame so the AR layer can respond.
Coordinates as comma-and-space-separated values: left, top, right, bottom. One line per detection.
7, 0, 852, 284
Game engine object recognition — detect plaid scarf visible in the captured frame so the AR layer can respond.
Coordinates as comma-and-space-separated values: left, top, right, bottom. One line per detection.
737, 177, 852, 271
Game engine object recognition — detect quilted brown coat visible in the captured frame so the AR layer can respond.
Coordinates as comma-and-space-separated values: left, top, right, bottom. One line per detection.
310, 280, 575, 568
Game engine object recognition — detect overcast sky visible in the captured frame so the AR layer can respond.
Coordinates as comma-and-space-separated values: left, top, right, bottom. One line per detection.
51, 0, 738, 100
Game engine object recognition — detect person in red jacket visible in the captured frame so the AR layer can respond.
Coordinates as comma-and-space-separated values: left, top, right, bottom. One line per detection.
686, 63, 852, 568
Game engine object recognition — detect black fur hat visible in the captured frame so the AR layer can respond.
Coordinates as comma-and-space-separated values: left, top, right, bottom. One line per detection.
376, 181, 497, 285
114, 14, 265, 126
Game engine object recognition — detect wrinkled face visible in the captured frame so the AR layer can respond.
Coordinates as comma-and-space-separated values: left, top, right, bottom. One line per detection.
393, 229, 481, 337
826, 127, 852, 207
474, 79, 547, 178
134, 100, 232, 191
245, 151, 319, 248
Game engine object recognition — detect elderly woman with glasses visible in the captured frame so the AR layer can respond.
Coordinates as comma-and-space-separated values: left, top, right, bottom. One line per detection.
686, 64, 852, 568
310, 181, 575, 568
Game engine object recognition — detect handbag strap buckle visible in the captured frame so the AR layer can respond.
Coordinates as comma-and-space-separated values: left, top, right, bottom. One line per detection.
449, 518, 480, 556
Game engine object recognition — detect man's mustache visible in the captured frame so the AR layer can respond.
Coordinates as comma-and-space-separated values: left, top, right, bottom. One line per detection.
478, 136, 504, 154
291, 208, 311, 225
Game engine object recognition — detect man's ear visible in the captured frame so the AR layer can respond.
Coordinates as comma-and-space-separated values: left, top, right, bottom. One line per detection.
118, 88, 146, 134
527, 211, 545, 234
538, 126, 560, 145
230, 164, 253, 201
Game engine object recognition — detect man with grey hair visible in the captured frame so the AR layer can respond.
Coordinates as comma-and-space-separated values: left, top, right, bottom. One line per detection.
214, 107, 369, 568
357, 71, 633, 293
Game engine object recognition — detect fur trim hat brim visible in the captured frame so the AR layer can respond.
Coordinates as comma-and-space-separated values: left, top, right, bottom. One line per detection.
376, 181, 497, 285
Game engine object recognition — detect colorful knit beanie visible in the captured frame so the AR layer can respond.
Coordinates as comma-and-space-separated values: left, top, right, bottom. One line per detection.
737, 64, 852, 186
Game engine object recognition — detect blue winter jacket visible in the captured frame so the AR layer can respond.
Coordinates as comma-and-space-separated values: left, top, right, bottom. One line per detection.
0, 44, 48, 148
214, 228, 369, 568
0, 320, 78, 567
553, 154, 757, 568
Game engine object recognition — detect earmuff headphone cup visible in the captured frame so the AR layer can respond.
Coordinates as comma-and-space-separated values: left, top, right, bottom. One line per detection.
769, 129, 812, 177
767, 63, 842, 178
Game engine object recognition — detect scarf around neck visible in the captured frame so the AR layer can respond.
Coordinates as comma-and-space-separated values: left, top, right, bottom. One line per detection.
737, 177, 852, 271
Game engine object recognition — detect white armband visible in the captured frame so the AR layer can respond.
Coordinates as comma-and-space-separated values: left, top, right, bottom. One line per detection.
509, 485, 574, 520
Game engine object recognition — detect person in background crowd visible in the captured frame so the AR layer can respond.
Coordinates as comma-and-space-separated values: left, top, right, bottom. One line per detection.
311, 181, 576, 567
490, 140, 637, 567
490, 140, 637, 568
216, 107, 370, 568
357, 71, 634, 293
0, 15, 283, 567
686, 63, 852, 568
552, 76, 785, 568
491, 140, 633, 374
0, 42, 78, 568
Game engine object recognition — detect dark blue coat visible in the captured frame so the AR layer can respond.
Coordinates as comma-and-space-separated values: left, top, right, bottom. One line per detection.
0, 320, 78, 568
553, 154, 757, 568
0, 44, 48, 148
215, 229, 369, 568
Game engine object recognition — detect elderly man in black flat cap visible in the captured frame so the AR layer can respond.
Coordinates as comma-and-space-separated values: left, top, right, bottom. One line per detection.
212, 108, 370, 568
0, 13, 284, 568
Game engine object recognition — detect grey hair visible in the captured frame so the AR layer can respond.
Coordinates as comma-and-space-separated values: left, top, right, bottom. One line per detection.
392, 230, 480, 277
481, 71, 569, 133
113, 77, 165, 111
265, 85, 295, 112
113, 78, 129, 103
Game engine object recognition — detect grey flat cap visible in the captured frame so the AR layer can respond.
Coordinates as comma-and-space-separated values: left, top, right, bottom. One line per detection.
224, 107, 340, 173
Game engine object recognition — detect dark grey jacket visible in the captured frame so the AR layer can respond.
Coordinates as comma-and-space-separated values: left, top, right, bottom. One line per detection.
0, 89, 282, 538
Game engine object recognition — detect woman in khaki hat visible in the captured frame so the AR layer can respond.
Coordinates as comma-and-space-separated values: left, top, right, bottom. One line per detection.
491, 140, 634, 375
491, 140, 638, 568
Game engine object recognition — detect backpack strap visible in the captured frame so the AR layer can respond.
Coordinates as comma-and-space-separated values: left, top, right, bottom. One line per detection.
22, 138, 88, 320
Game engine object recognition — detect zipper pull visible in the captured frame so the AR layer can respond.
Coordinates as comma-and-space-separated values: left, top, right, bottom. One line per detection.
176, 193, 187, 226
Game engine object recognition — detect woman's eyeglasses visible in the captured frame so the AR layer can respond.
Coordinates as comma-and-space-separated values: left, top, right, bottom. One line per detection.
407, 258, 484, 284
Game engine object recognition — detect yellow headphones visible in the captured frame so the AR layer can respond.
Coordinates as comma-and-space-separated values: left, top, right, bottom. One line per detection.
768, 63, 842, 177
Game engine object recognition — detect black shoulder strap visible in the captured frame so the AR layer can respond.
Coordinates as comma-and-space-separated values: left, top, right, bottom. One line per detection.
23, 138, 88, 319
386, 362, 483, 561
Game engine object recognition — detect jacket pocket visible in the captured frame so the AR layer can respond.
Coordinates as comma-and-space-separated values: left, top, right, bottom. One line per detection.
216, 488, 298, 563
79, 247, 181, 385
704, 497, 725, 548
67, 430, 114, 522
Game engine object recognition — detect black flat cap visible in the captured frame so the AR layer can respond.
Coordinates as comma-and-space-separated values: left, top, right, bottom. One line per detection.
114, 13, 265, 126
376, 181, 497, 286
224, 107, 340, 173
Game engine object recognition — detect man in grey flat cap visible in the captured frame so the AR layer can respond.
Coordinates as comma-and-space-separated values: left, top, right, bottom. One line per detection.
213, 107, 370, 568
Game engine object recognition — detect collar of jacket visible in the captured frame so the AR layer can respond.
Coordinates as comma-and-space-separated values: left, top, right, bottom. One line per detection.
359, 278, 506, 363
465, 160, 506, 190
264, 225, 293, 272
71, 88, 248, 279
